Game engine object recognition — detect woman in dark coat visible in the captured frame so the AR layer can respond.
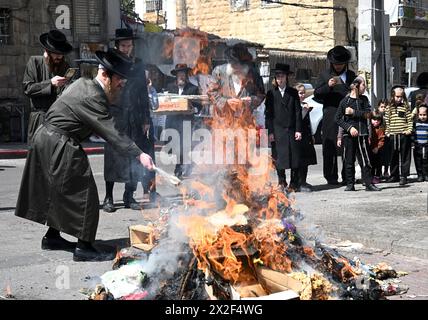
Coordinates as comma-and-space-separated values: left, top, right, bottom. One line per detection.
15, 49, 154, 262
265, 64, 302, 191
295, 83, 317, 192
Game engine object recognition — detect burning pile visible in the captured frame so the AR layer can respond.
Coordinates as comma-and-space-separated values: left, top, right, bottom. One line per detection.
88, 72, 407, 301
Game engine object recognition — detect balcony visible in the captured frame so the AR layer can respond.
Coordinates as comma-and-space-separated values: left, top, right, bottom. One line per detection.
390, 2, 428, 39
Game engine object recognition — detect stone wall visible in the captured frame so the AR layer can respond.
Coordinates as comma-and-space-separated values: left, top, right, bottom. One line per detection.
176, 0, 358, 52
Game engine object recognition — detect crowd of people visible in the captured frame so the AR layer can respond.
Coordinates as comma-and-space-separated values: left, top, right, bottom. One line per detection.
15, 28, 428, 262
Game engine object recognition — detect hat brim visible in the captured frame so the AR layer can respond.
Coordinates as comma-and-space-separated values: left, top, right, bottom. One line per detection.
171, 67, 191, 76
95, 51, 130, 79
110, 35, 140, 41
39, 33, 73, 55
273, 69, 294, 75
327, 51, 351, 64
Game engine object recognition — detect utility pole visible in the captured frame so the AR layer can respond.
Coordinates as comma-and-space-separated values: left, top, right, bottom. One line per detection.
358, 0, 391, 107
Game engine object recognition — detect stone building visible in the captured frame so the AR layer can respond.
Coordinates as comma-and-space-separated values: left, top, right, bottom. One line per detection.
139, 0, 428, 88
0, 0, 120, 142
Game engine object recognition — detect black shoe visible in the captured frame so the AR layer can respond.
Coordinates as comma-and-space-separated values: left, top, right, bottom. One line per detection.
41, 236, 76, 252
102, 197, 115, 213
123, 194, 142, 210
73, 247, 116, 262
417, 176, 424, 182
149, 191, 161, 203
399, 177, 407, 186
299, 183, 313, 193
366, 184, 381, 191
386, 176, 399, 183
327, 180, 339, 185
344, 185, 356, 191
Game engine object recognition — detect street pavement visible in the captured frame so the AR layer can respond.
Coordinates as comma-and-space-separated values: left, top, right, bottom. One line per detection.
0, 145, 427, 300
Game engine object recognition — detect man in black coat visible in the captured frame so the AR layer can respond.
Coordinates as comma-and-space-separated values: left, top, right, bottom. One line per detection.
102, 28, 155, 213
165, 64, 201, 178
23, 30, 72, 143
15, 49, 154, 262
265, 63, 303, 191
314, 45, 356, 185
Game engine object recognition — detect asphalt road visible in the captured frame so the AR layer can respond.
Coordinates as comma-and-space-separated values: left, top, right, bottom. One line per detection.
0, 146, 427, 300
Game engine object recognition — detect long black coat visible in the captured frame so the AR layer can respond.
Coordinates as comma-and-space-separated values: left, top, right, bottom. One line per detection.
313, 69, 356, 142
15, 78, 143, 242
265, 87, 303, 169
104, 59, 152, 183
23, 56, 69, 142
300, 106, 317, 166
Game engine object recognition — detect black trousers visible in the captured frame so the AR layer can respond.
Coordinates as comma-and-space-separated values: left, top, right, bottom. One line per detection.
343, 135, 372, 186
389, 134, 411, 178
414, 144, 428, 178
371, 150, 383, 177
271, 141, 299, 186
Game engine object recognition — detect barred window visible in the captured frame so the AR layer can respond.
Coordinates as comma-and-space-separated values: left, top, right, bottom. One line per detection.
146, 0, 163, 13
0, 8, 11, 45
230, 0, 250, 12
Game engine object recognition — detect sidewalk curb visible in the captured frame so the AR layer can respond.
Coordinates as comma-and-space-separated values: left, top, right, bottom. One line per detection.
0, 147, 105, 159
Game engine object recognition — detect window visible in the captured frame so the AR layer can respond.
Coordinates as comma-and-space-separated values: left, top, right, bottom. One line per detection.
0, 8, 11, 45
230, 0, 250, 12
146, 0, 163, 13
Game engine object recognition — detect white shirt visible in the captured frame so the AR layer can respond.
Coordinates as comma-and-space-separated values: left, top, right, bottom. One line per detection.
339, 71, 347, 84
178, 86, 184, 95
279, 86, 286, 97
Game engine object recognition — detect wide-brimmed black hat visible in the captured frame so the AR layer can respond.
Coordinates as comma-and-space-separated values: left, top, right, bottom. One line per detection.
225, 43, 253, 64
272, 63, 294, 75
39, 30, 73, 54
171, 63, 192, 76
327, 45, 351, 64
111, 28, 139, 41
95, 49, 133, 79
391, 84, 406, 93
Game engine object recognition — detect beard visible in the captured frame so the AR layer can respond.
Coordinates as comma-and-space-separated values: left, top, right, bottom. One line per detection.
45, 54, 67, 75
177, 78, 186, 87
226, 63, 249, 79
104, 78, 122, 104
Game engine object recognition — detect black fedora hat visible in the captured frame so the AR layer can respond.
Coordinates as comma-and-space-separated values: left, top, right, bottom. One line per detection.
39, 30, 72, 54
327, 45, 351, 64
225, 43, 253, 64
111, 28, 139, 41
171, 63, 192, 76
95, 49, 133, 79
272, 63, 294, 75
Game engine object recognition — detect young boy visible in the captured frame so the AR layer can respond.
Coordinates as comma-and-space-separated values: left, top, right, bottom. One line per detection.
384, 86, 413, 186
335, 76, 380, 191
413, 105, 428, 182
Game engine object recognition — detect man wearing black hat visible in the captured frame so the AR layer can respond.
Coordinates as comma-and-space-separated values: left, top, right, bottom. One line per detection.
23, 30, 73, 143
265, 63, 302, 191
102, 28, 156, 213
165, 63, 200, 179
209, 43, 265, 113
15, 48, 154, 262
314, 45, 356, 185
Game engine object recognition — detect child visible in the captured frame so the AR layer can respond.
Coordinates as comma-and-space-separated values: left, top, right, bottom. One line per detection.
375, 99, 390, 179
370, 111, 385, 184
335, 76, 380, 191
295, 83, 317, 192
413, 105, 428, 182
384, 85, 413, 186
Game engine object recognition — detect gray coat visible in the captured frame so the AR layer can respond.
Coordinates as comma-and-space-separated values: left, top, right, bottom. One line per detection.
15, 78, 142, 242
23, 56, 69, 142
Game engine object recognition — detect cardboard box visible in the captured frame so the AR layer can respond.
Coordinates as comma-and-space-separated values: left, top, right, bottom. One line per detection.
204, 266, 303, 300
129, 225, 157, 252
154, 95, 193, 115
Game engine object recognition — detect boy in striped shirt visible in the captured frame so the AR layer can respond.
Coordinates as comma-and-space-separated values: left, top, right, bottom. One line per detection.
384, 86, 413, 186
413, 105, 428, 182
